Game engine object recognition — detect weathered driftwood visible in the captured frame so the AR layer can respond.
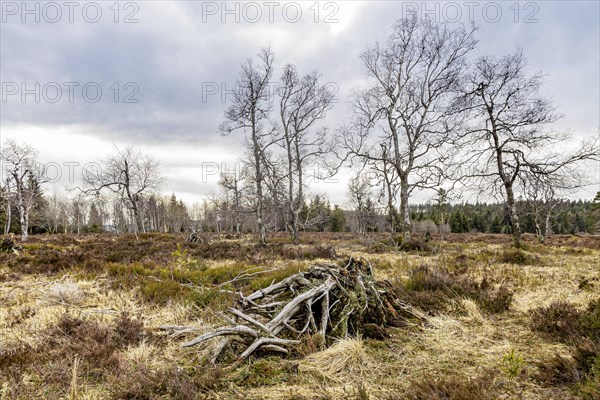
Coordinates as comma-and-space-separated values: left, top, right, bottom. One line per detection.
161, 257, 406, 361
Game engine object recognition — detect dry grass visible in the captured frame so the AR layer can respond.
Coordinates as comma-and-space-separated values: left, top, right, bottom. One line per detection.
300, 338, 374, 382
0, 232, 599, 399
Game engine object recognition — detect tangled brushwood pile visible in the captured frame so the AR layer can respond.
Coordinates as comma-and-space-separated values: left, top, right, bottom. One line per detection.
162, 257, 409, 362
0, 237, 21, 254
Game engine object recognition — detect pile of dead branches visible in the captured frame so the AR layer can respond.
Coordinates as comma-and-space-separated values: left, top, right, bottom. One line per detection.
0, 237, 21, 254
162, 257, 411, 362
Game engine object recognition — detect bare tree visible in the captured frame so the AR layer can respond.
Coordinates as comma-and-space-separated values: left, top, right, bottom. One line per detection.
462, 50, 599, 247
342, 17, 477, 241
217, 170, 246, 236
347, 173, 375, 235
81, 145, 163, 234
220, 47, 275, 245
278, 64, 335, 242
44, 191, 66, 234
1, 139, 46, 241
2, 177, 12, 235
519, 173, 560, 241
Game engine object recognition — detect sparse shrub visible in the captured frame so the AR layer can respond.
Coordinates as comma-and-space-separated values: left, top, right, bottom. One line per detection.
363, 323, 389, 341
367, 241, 390, 254
0, 343, 34, 371
573, 343, 600, 399
278, 244, 338, 260
405, 265, 450, 292
6, 306, 35, 327
109, 362, 224, 399
81, 258, 103, 273
41, 315, 119, 385
580, 299, 600, 343
39, 312, 152, 386
530, 298, 600, 344
452, 253, 469, 269
499, 248, 535, 265
536, 342, 600, 397
235, 358, 299, 387
573, 342, 600, 376
477, 284, 513, 314
402, 266, 513, 315
400, 238, 432, 252
0, 337, 35, 397
530, 301, 582, 343
536, 353, 582, 385
399, 372, 498, 400
395, 286, 451, 314
532, 299, 600, 396
113, 312, 146, 346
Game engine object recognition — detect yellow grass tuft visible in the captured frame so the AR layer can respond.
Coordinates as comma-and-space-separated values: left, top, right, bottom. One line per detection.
300, 338, 373, 382
461, 298, 485, 323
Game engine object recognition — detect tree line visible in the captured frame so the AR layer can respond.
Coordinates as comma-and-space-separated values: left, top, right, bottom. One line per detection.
1, 16, 598, 245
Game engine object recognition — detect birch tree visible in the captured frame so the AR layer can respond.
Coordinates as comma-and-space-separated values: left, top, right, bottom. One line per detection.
1, 139, 46, 241
82, 146, 163, 234
463, 50, 599, 246
278, 64, 335, 242
343, 17, 476, 240
220, 47, 275, 245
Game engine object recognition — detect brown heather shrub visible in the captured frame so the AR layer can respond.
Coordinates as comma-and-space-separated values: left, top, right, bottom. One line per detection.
536, 342, 600, 397
108, 362, 224, 399
367, 241, 391, 254
536, 354, 584, 385
386, 372, 498, 400
533, 299, 600, 397
530, 298, 600, 343
279, 244, 338, 260
373, 236, 432, 253
499, 248, 538, 266
477, 284, 514, 314
5, 306, 36, 328
113, 311, 146, 346
0, 343, 35, 371
400, 265, 513, 315
399, 237, 432, 252
40, 312, 150, 383
530, 301, 582, 343
580, 299, 600, 343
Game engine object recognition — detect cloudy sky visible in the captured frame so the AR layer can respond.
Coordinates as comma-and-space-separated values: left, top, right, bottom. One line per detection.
1, 0, 599, 206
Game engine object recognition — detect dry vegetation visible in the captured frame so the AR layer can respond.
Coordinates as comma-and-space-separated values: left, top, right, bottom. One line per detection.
1, 232, 599, 399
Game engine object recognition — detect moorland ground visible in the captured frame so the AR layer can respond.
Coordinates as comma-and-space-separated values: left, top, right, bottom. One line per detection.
1, 232, 599, 399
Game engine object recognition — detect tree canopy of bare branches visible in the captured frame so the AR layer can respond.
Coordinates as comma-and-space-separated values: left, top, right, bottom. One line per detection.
1, 139, 47, 241
461, 50, 599, 246
220, 47, 275, 245
80, 146, 163, 234
278, 64, 336, 242
342, 17, 477, 241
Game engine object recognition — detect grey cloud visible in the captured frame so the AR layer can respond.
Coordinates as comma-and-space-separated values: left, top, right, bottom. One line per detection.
1, 1, 598, 202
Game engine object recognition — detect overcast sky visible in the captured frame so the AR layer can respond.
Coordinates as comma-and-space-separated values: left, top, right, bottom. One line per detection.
1, 0, 599, 206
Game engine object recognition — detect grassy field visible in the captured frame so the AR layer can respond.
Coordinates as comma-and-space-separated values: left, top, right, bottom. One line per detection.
1, 232, 599, 399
